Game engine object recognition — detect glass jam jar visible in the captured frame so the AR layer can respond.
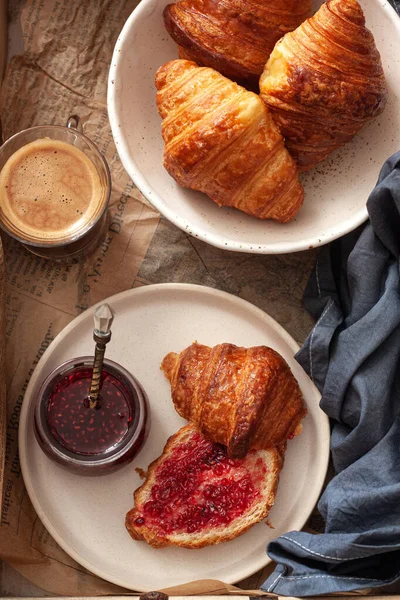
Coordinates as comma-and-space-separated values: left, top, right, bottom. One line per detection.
34, 357, 149, 475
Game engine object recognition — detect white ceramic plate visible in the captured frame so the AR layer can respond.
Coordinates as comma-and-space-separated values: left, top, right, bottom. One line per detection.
107, 0, 400, 254
19, 284, 330, 591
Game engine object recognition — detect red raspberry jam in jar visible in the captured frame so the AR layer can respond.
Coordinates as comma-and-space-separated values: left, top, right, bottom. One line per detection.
34, 357, 148, 475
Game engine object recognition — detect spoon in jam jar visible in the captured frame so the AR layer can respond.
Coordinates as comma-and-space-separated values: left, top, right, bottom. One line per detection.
88, 303, 114, 408
34, 303, 149, 475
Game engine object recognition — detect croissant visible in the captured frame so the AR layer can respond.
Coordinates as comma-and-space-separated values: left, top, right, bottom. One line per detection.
161, 342, 307, 459
163, 0, 312, 87
126, 424, 285, 548
155, 59, 304, 222
259, 0, 388, 171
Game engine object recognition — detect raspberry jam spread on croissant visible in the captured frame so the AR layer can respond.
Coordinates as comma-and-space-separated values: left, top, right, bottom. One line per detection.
129, 430, 266, 535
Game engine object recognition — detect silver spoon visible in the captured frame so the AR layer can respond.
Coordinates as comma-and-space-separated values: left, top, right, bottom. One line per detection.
88, 303, 115, 409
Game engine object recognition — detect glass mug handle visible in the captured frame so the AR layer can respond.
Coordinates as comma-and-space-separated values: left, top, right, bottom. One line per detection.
66, 115, 83, 132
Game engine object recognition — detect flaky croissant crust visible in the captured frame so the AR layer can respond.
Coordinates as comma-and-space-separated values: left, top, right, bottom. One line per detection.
155, 59, 304, 222
164, 0, 312, 85
161, 342, 307, 458
259, 0, 388, 170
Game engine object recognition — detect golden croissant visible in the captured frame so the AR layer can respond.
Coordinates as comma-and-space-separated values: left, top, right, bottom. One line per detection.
155, 59, 304, 222
161, 342, 307, 458
163, 0, 312, 87
259, 0, 388, 171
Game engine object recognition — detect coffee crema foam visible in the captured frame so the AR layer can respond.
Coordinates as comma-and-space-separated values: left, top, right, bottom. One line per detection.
0, 139, 103, 241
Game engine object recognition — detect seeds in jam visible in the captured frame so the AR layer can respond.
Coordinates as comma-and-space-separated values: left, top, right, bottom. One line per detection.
132, 431, 266, 534
46, 366, 134, 455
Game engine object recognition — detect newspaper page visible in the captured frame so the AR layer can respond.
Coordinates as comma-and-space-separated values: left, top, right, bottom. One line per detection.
0, 0, 318, 594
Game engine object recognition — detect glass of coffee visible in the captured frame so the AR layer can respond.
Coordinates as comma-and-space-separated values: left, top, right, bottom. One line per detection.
0, 117, 111, 260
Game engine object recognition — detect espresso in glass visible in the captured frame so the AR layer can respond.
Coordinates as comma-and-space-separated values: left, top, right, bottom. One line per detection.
0, 119, 111, 260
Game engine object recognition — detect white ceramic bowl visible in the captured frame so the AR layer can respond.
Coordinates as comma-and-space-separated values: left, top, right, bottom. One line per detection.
108, 0, 400, 254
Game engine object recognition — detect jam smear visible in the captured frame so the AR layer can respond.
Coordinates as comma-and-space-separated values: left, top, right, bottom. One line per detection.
133, 431, 266, 535
46, 366, 134, 455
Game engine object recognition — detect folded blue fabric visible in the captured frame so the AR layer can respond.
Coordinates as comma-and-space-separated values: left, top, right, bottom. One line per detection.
262, 151, 400, 596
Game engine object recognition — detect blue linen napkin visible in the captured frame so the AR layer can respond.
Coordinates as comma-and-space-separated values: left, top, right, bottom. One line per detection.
262, 151, 400, 596
390, 0, 400, 14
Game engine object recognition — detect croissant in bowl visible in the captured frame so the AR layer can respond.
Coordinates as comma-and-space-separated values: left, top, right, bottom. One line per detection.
161, 342, 307, 459
259, 0, 388, 171
163, 0, 312, 87
155, 59, 304, 222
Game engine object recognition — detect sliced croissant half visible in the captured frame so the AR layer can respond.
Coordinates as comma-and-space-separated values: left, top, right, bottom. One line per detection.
259, 0, 388, 171
155, 59, 304, 222
126, 424, 285, 548
163, 0, 312, 87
